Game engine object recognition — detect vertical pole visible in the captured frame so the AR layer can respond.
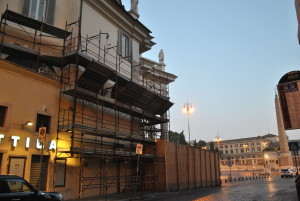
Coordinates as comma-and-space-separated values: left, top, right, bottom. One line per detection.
135, 154, 140, 196
296, 148, 299, 176
117, 161, 120, 193
295, 150, 299, 175
0, 7, 8, 57
188, 112, 190, 145
105, 160, 108, 201
79, 158, 83, 199
39, 142, 44, 190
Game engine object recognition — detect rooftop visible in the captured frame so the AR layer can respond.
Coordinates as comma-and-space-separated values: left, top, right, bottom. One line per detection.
218, 134, 278, 144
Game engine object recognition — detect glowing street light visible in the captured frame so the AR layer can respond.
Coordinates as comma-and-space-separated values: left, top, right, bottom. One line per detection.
215, 135, 221, 151
243, 144, 249, 170
183, 101, 194, 145
243, 144, 248, 150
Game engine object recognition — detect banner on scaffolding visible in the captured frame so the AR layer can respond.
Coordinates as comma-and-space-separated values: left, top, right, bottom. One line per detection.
136, 144, 143, 155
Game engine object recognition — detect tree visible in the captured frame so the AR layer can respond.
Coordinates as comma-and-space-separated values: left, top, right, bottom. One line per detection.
169, 130, 180, 143
179, 131, 187, 145
197, 140, 206, 149
209, 141, 214, 150
169, 130, 187, 145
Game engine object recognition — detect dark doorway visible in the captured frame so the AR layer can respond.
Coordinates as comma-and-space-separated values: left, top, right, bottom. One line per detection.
30, 155, 49, 191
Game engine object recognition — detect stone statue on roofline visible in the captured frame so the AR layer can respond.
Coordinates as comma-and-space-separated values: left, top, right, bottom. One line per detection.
129, 0, 139, 19
131, 0, 138, 13
159, 49, 165, 65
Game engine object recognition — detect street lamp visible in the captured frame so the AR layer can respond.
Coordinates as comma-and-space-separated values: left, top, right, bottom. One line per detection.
262, 141, 268, 172
243, 144, 249, 170
214, 135, 221, 151
183, 101, 194, 145
243, 144, 248, 151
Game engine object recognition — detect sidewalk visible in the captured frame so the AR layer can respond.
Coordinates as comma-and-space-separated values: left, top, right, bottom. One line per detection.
67, 191, 164, 201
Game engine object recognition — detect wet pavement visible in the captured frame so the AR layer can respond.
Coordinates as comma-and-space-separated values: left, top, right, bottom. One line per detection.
68, 175, 298, 201
139, 176, 298, 201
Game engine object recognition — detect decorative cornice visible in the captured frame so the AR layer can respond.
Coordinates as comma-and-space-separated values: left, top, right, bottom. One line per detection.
84, 0, 154, 48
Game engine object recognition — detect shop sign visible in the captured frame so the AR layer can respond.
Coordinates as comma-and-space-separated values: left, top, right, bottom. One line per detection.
0, 134, 56, 150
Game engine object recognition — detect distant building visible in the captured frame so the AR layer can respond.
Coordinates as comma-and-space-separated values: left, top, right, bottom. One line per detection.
214, 134, 280, 170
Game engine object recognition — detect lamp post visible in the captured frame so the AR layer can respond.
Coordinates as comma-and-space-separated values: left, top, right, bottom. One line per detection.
262, 141, 268, 173
214, 135, 221, 151
243, 144, 249, 170
183, 101, 194, 145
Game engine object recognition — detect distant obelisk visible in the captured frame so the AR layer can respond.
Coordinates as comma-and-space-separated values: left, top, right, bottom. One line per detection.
275, 93, 293, 167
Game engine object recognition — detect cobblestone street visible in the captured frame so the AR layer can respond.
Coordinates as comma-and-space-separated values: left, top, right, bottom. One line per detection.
139, 176, 298, 201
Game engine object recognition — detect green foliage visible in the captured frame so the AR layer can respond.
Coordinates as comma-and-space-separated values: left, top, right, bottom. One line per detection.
169, 130, 180, 143
210, 141, 214, 150
169, 130, 187, 145
197, 140, 206, 148
263, 147, 280, 151
179, 131, 187, 145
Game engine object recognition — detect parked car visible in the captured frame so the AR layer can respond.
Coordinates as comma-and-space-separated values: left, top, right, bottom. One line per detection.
280, 168, 297, 178
0, 175, 63, 201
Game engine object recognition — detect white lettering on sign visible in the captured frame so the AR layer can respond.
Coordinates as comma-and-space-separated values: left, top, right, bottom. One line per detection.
25, 137, 30, 148
0, 135, 56, 150
0, 134, 4, 143
11, 136, 20, 147
49, 140, 56, 150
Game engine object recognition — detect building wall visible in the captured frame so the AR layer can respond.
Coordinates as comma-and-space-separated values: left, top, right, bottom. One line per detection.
0, 0, 22, 14
0, 59, 59, 189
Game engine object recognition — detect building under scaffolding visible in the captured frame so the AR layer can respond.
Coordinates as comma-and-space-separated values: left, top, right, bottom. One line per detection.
0, 1, 176, 199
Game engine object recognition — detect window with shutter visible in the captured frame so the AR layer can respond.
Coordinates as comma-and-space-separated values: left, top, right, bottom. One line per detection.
118, 30, 132, 61
46, 0, 55, 24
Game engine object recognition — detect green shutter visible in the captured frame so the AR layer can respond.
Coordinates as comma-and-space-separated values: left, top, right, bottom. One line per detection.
22, 0, 30, 16
129, 38, 133, 61
46, 0, 55, 24
118, 30, 122, 55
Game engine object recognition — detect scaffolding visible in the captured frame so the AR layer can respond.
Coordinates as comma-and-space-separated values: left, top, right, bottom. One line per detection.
0, 8, 173, 199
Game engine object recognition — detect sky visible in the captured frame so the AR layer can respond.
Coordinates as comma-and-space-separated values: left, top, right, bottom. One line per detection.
122, 1, 300, 142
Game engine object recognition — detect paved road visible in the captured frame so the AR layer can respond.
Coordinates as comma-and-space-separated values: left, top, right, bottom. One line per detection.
139, 176, 298, 201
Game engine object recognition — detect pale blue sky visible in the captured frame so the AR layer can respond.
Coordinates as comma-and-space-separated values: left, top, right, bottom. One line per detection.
123, 1, 300, 142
